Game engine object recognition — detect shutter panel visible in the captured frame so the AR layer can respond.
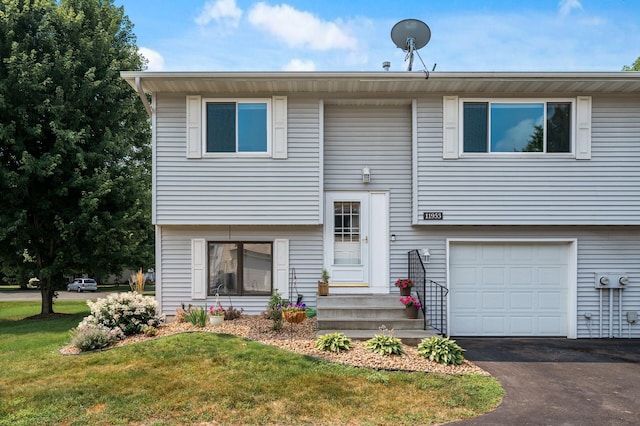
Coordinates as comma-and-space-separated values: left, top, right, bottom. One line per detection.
576, 96, 592, 160
191, 238, 206, 300
272, 96, 288, 159
273, 239, 289, 299
186, 96, 202, 159
442, 96, 459, 159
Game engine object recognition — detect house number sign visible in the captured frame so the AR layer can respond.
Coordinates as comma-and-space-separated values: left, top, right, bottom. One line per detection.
423, 212, 443, 220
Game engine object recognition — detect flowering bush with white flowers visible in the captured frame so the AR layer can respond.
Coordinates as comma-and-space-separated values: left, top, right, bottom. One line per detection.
76, 292, 164, 339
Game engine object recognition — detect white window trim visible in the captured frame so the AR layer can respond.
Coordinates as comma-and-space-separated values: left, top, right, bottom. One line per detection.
443, 96, 591, 160
201, 98, 272, 157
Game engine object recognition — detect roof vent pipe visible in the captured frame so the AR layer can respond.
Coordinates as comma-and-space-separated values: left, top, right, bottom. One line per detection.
382, 61, 390, 71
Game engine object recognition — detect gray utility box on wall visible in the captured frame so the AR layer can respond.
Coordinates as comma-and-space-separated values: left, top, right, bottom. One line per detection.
595, 273, 630, 289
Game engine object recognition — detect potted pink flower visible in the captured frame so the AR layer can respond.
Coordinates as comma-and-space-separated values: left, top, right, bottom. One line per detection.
399, 295, 421, 319
209, 305, 226, 325
395, 278, 414, 296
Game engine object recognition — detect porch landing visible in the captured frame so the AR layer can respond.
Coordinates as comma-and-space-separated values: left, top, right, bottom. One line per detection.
316, 294, 436, 343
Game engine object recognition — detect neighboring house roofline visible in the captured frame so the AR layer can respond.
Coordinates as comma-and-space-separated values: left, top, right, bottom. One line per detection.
121, 70, 640, 96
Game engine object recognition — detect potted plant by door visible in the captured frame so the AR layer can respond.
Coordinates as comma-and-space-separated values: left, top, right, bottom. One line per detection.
399, 295, 421, 319
395, 278, 414, 296
318, 268, 330, 296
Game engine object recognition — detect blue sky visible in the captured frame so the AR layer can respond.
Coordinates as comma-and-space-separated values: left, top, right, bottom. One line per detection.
114, 0, 640, 72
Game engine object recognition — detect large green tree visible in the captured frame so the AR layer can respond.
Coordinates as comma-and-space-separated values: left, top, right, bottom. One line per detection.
622, 57, 640, 71
0, 0, 152, 313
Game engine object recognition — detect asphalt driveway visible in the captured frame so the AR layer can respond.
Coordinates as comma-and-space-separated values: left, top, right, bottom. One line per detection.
453, 338, 640, 425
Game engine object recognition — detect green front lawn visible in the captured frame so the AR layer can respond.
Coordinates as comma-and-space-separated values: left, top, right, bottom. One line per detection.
0, 301, 503, 425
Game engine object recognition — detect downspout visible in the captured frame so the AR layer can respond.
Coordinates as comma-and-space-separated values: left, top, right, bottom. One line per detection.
135, 76, 152, 118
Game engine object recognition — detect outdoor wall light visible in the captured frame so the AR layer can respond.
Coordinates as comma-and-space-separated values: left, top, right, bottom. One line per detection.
422, 249, 431, 263
391, 234, 396, 242
362, 166, 371, 183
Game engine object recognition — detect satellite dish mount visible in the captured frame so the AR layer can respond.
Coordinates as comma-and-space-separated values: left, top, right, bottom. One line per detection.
391, 19, 431, 71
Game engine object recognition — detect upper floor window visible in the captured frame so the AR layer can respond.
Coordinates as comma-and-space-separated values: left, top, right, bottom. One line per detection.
205, 100, 270, 154
462, 100, 573, 154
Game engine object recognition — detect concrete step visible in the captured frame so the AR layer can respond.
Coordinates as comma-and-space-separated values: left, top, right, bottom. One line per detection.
316, 293, 431, 338
317, 294, 405, 309
318, 306, 407, 319
317, 317, 425, 331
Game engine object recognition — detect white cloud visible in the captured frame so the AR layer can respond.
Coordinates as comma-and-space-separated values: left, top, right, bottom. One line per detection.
139, 47, 165, 71
559, 0, 583, 18
247, 2, 357, 51
195, 0, 243, 27
282, 58, 316, 71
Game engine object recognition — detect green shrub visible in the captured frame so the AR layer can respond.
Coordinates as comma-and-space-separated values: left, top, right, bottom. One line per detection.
77, 292, 164, 339
183, 306, 208, 327
417, 336, 465, 365
364, 333, 404, 356
267, 290, 287, 330
70, 326, 116, 352
305, 307, 317, 318
315, 332, 352, 353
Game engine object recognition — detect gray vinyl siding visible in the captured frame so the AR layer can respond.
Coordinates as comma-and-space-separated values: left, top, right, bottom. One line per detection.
324, 104, 413, 285
154, 94, 321, 225
386, 225, 640, 338
416, 96, 640, 225
157, 225, 323, 317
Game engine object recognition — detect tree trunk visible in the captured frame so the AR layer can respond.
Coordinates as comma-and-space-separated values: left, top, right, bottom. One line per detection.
40, 277, 56, 315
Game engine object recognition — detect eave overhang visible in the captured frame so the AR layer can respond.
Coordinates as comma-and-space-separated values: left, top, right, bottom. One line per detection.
121, 71, 640, 97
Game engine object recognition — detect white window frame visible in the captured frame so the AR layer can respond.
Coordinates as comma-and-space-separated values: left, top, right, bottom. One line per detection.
459, 97, 576, 158
202, 98, 272, 157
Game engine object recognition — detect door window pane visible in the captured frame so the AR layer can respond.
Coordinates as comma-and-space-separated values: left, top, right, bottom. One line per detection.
334, 202, 361, 265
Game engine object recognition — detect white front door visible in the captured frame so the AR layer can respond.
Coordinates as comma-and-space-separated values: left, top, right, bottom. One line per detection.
324, 192, 389, 293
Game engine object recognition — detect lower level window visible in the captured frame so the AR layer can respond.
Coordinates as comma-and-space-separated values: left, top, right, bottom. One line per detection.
208, 242, 272, 296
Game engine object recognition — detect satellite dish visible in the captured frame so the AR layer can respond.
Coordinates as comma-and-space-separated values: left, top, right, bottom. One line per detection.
391, 19, 431, 71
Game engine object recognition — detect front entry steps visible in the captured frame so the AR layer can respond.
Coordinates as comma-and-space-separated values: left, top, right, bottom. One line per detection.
316, 294, 436, 342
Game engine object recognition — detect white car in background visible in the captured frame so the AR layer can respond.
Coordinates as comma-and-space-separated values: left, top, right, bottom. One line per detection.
66, 278, 98, 292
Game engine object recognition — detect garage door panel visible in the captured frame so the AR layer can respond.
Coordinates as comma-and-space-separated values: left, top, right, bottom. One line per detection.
482, 246, 506, 261
510, 292, 534, 310
510, 267, 533, 285
483, 267, 506, 286
538, 292, 563, 310
450, 242, 569, 337
455, 315, 480, 334
482, 316, 507, 335
510, 317, 534, 334
453, 266, 479, 286
509, 245, 534, 261
539, 316, 565, 334
539, 267, 564, 285
455, 292, 479, 309
482, 292, 505, 309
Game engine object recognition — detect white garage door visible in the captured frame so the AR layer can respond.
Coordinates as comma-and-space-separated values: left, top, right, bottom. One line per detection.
449, 242, 569, 336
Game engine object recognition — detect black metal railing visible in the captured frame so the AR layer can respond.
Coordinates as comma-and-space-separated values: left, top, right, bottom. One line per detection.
408, 249, 448, 335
